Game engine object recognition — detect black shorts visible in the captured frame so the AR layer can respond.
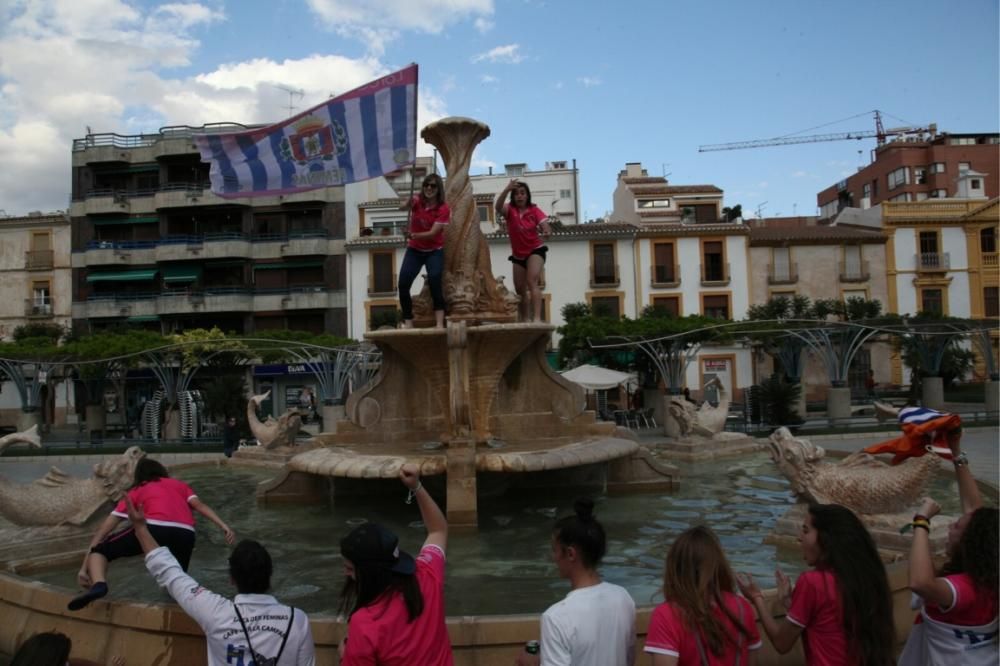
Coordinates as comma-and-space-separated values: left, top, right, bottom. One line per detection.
92, 524, 196, 570
509, 245, 548, 268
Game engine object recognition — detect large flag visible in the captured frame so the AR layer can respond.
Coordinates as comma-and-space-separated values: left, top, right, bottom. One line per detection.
195, 64, 418, 198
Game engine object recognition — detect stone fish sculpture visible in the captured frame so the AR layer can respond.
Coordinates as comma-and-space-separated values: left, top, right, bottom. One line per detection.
247, 391, 304, 450
766, 427, 940, 515
0, 424, 42, 454
0, 446, 144, 526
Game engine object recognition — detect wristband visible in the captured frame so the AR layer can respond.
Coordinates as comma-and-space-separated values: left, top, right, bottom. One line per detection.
405, 481, 422, 504
953, 452, 969, 467
912, 522, 930, 532
913, 514, 929, 523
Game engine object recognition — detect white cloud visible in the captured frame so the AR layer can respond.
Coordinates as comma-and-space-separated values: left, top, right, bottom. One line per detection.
0, 2, 449, 213
471, 44, 524, 64
577, 76, 602, 87
306, 0, 493, 36
474, 17, 494, 33
480, 74, 498, 84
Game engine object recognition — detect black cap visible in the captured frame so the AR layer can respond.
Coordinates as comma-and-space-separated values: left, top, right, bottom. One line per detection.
340, 522, 415, 575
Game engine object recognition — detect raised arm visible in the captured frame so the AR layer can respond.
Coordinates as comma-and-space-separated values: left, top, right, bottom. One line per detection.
949, 436, 982, 514
399, 463, 447, 551
908, 497, 955, 607
736, 572, 803, 654
189, 497, 236, 544
495, 179, 517, 217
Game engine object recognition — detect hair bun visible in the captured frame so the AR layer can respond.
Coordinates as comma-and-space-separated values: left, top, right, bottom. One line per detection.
573, 498, 595, 522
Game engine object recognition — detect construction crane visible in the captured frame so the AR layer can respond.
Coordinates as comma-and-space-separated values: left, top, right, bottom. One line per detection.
698, 110, 936, 152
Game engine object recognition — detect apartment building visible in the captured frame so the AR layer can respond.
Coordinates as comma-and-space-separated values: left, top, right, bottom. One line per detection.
69, 125, 349, 336
747, 217, 890, 398
817, 131, 999, 219
0, 211, 73, 340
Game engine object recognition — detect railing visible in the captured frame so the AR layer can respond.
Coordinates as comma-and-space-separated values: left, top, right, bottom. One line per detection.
767, 262, 798, 285
368, 274, 398, 295
87, 291, 158, 302
590, 264, 620, 287
86, 239, 158, 250
71, 124, 253, 151
87, 286, 336, 302
983, 252, 998, 268
839, 260, 870, 282
650, 264, 680, 287
701, 262, 730, 285
24, 300, 53, 317
84, 187, 157, 200
25, 250, 54, 270
916, 252, 950, 271
83, 232, 328, 251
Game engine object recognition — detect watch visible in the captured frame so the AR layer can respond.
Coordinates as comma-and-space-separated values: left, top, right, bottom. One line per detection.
953, 452, 969, 467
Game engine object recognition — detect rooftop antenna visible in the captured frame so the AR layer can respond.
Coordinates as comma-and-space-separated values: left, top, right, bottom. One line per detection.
755, 201, 768, 219
273, 84, 305, 117
661, 163, 671, 179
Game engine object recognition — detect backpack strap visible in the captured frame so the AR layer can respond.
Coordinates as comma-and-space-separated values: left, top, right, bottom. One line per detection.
234, 603, 295, 664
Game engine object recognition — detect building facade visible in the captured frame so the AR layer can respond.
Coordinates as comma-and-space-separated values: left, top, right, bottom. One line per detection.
69, 126, 349, 336
817, 131, 999, 219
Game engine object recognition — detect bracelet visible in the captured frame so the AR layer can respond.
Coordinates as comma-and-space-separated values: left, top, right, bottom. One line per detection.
405, 481, 422, 505
912, 522, 930, 532
913, 514, 929, 523
953, 452, 969, 468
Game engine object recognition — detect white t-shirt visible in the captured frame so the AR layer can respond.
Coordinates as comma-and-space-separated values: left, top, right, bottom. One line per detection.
540, 581, 636, 666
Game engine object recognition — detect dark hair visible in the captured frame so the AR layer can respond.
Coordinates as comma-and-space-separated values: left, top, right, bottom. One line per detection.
943, 507, 999, 595
338, 525, 424, 622
229, 540, 273, 594
808, 504, 895, 666
552, 498, 606, 569
420, 173, 445, 207
662, 526, 752, 656
508, 180, 533, 207
132, 457, 169, 487
11, 632, 72, 666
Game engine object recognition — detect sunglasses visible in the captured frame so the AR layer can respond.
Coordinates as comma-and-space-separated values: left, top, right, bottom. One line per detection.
422, 182, 438, 189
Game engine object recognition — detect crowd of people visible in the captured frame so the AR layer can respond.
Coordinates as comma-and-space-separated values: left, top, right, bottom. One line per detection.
9, 426, 996, 665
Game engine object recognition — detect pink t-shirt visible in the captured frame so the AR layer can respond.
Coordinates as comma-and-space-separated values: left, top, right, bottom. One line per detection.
786, 569, 850, 666
502, 204, 547, 259
922, 572, 999, 626
644, 592, 762, 665
111, 477, 197, 531
341, 544, 452, 666
408, 197, 449, 251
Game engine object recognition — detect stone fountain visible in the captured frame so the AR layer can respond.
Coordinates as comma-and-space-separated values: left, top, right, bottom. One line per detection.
258, 117, 677, 526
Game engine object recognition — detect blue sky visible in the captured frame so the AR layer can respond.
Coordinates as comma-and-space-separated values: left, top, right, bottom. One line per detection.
0, 0, 997, 218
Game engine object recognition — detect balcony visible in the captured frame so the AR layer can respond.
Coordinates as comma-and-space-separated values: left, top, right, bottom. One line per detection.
916, 252, 950, 272
369, 273, 398, 296
83, 240, 156, 266
590, 264, 620, 288
650, 264, 681, 288
155, 233, 251, 261
26, 250, 54, 270
255, 286, 334, 311
24, 300, 54, 318
839, 260, 870, 282
983, 252, 998, 270
701, 262, 730, 286
83, 292, 158, 319
767, 263, 798, 285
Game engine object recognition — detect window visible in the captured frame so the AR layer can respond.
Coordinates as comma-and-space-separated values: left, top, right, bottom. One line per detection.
637, 199, 670, 209
31, 281, 51, 315
651, 296, 680, 317
985, 287, 999, 318
970, 179, 982, 190
702, 294, 730, 320
652, 242, 676, 283
771, 247, 792, 282
477, 205, 490, 223
915, 192, 929, 201
930, 162, 946, 173
549, 161, 567, 170
702, 241, 726, 282
958, 162, 971, 173
950, 137, 976, 146
919, 231, 939, 255
981, 227, 997, 253
872, 178, 879, 196
591, 243, 617, 285
862, 183, 871, 199
843, 289, 867, 301
504, 164, 525, 177
371, 252, 395, 293
887, 166, 909, 190
842, 245, 864, 280
889, 192, 910, 202
590, 296, 621, 318
931, 189, 948, 198
559, 189, 572, 199
914, 167, 927, 184
920, 288, 943, 315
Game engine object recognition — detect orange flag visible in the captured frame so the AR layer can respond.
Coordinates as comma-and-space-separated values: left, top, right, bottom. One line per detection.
864, 408, 962, 465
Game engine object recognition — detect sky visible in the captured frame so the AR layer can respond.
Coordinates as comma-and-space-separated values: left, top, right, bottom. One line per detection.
0, 0, 997, 220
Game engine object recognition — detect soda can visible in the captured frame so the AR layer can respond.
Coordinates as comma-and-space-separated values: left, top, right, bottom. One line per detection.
525, 640, 540, 655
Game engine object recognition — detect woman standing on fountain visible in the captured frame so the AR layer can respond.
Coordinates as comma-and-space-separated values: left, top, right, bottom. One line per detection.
736, 504, 895, 666
338, 463, 451, 665
517, 499, 636, 666
898, 439, 998, 664
495, 179, 552, 322
645, 525, 761, 665
399, 173, 450, 328
69, 458, 235, 611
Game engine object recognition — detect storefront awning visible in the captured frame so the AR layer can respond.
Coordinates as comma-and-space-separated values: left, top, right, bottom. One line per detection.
91, 216, 159, 226
126, 315, 160, 322
162, 265, 203, 283
86, 269, 159, 283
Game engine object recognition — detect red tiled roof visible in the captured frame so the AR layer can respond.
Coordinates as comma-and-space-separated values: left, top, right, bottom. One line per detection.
748, 226, 886, 245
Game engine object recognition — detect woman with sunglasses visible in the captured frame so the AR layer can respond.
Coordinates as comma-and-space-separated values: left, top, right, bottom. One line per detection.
399, 173, 449, 328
